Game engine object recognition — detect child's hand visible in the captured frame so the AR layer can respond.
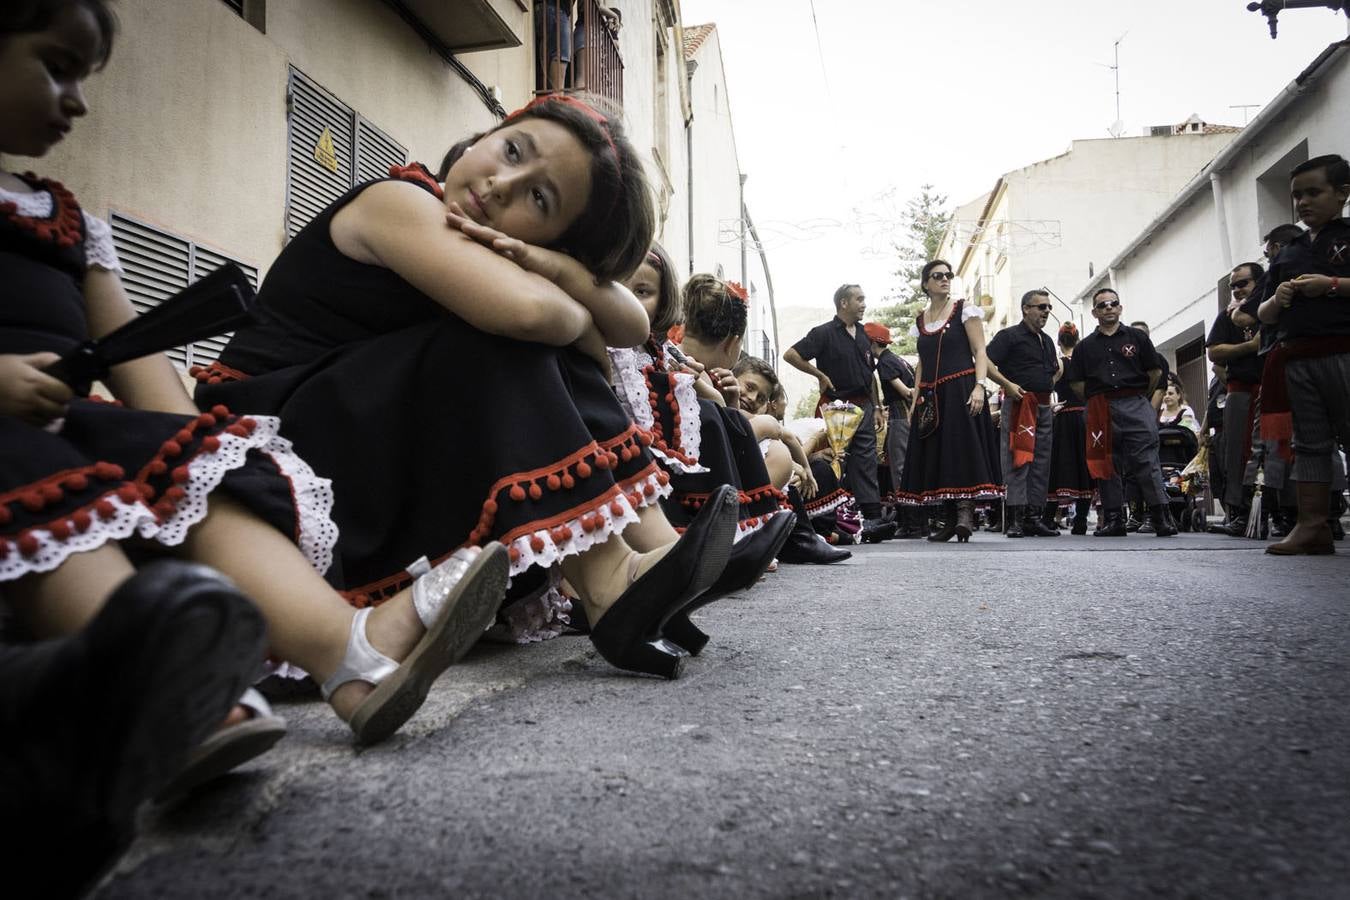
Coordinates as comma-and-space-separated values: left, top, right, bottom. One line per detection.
446, 203, 565, 282
709, 367, 740, 408
1274, 280, 1298, 308
0, 353, 74, 426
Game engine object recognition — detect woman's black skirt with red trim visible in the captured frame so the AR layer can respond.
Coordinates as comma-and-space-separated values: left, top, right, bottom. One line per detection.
1048, 407, 1095, 501
895, 371, 1004, 504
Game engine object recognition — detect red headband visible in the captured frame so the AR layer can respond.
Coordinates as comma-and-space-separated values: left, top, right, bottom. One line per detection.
645, 249, 663, 271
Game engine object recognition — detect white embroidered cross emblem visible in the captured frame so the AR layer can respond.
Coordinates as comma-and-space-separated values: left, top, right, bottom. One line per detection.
1122, 344, 1137, 358
1018, 425, 1036, 438
1090, 430, 1105, 448
1330, 242, 1348, 265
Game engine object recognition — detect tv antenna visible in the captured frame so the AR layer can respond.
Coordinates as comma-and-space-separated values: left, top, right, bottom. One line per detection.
1097, 33, 1128, 137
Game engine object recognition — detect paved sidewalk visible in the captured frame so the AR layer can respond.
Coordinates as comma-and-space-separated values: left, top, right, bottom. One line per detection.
98, 534, 1350, 899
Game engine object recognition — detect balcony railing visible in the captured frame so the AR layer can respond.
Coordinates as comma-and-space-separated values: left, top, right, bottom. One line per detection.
533, 0, 624, 107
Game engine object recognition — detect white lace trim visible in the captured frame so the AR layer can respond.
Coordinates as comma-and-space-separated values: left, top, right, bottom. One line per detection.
0, 414, 338, 582
804, 488, 850, 517
258, 434, 338, 576
0, 185, 121, 272
505, 468, 672, 578
608, 346, 706, 474
732, 506, 789, 544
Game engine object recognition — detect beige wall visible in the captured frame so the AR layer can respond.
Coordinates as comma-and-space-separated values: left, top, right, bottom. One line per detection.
11, 0, 528, 277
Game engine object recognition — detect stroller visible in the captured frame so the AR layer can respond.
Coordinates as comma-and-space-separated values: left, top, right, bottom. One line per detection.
1157, 423, 1205, 531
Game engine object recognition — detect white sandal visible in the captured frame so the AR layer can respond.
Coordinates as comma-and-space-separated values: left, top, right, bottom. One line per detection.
321, 544, 508, 745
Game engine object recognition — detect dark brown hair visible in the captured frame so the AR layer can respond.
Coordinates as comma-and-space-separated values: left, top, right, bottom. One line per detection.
920, 259, 953, 296
436, 93, 654, 282
0, 0, 117, 67
640, 241, 682, 333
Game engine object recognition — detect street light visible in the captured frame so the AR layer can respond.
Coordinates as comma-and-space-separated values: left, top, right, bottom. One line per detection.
1246, 0, 1350, 39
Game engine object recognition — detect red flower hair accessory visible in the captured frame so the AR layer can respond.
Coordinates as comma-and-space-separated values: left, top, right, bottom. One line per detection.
725, 281, 749, 306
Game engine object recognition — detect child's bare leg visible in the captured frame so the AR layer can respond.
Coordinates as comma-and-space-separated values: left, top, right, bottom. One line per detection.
4, 544, 135, 638
180, 495, 426, 722
618, 502, 680, 551
560, 532, 672, 624
764, 440, 794, 490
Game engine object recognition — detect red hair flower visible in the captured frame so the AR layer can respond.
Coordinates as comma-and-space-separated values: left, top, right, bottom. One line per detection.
725, 281, 749, 305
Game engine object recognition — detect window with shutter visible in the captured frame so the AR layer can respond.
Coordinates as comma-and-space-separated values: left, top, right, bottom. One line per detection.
109, 213, 258, 371
285, 68, 408, 238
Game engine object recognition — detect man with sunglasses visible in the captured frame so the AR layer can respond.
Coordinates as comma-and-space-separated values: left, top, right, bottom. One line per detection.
785, 284, 897, 543
1206, 262, 1266, 535
1067, 288, 1177, 537
986, 290, 1063, 537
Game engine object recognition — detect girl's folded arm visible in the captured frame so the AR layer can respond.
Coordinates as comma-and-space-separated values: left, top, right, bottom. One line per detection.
337, 181, 591, 345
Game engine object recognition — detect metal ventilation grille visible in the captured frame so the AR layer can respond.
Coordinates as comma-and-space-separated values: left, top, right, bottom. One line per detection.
109, 213, 257, 370
356, 117, 408, 185
190, 246, 258, 367
286, 69, 354, 237
286, 68, 408, 238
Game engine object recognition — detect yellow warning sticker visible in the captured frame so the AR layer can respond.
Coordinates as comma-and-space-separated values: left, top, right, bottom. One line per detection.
313, 125, 338, 173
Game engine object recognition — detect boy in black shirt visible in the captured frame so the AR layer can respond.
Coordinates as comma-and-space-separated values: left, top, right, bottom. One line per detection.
1247, 154, 1350, 554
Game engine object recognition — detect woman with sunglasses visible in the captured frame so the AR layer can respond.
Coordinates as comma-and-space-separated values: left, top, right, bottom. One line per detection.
894, 259, 1003, 542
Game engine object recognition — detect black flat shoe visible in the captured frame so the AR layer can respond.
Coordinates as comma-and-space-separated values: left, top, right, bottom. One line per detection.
664, 511, 797, 655
588, 484, 738, 678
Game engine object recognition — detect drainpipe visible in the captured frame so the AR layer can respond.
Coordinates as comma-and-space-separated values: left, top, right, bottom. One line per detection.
739, 173, 748, 287
1210, 171, 1234, 273
686, 123, 695, 276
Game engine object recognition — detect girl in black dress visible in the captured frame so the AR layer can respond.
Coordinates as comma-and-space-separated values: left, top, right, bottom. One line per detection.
197, 95, 738, 678
1046, 323, 1095, 533
896, 259, 1003, 541
0, 0, 507, 750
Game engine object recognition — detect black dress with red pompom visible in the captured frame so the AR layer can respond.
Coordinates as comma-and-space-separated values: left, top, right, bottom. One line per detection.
608, 338, 788, 542
195, 165, 673, 606
0, 175, 336, 581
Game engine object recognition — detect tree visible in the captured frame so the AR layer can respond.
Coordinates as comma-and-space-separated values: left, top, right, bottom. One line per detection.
871, 185, 952, 356
793, 386, 820, 420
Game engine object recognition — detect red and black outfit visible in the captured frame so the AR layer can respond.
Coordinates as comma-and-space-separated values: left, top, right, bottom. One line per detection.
0, 174, 334, 583
1047, 355, 1094, 502
195, 164, 671, 605
895, 300, 1003, 505
608, 338, 786, 541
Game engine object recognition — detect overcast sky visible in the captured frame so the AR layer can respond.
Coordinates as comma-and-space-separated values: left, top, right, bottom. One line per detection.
679, 0, 1347, 311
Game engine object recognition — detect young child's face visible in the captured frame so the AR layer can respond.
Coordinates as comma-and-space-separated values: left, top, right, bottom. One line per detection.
736, 371, 774, 415
443, 117, 593, 246
767, 391, 787, 421
624, 260, 662, 326
0, 4, 100, 158
1291, 167, 1350, 231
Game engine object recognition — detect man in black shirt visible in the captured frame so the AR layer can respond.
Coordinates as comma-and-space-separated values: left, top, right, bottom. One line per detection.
1249, 153, 1350, 555
1066, 288, 1177, 536
987, 290, 1063, 537
865, 322, 918, 537
1206, 261, 1265, 535
785, 284, 895, 542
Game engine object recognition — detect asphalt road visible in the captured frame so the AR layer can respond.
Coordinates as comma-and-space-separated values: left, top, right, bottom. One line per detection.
98, 532, 1350, 899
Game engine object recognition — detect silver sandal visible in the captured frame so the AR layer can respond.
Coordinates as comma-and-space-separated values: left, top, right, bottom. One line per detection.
321, 544, 508, 745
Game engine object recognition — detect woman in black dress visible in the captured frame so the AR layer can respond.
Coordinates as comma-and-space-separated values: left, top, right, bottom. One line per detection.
1046, 322, 1095, 533
896, 259, 1003, 541
197, 95, 736, 679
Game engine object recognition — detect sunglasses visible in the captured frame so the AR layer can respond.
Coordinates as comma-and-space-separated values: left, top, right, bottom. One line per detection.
1025, 303, 1053, 312
929, 272, 954, 281
1094, 299, 1121, 310
1230, 278, 1253, 291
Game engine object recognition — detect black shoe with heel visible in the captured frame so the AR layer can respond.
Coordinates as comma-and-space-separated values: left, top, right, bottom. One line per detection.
663, 510, 797, 656
588, 484, 738, 678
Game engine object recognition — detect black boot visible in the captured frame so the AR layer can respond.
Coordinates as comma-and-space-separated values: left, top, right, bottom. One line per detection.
1269, 505, 1295, 538
778, 499, 852, 564
1149, 504, 1179, 537
1042, 501, 1061, 531
928, 501, 958, 542
1330, 491, 1347, 541
1004, 505, 1025, 538
895, 506, 923, 539
1094, 508, 1127, 536
1125, 502, 1143, 532
1023, 506, 1059, 537
1071, 499, 1090, 535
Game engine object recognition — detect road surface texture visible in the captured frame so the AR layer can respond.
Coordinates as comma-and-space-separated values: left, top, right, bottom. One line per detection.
97, 532, 1350, 899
